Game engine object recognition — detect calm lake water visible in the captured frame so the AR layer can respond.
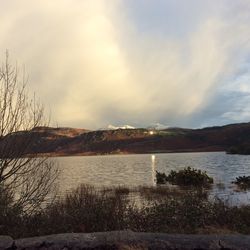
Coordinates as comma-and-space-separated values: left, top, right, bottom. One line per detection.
55, 152, 250, 205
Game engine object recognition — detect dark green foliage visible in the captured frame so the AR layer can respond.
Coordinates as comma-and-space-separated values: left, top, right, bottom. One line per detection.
140, 191, 213, 233
227, 144, 250, 155
227, 146, 240, 154
233, 176, 250, 189
155, 171, 168, 184
156, 167, 213, 187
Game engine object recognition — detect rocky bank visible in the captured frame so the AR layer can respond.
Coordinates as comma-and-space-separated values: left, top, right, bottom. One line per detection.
1, 231, 250, 250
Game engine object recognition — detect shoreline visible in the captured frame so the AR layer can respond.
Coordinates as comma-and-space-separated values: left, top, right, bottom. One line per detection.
4, 231, 250, 249
31, 149, 226, 158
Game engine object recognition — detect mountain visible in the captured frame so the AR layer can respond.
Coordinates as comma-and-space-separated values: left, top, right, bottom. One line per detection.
147, 123, 168, 130
31, 126, 89, 137
107, 124, 136, 130
1, 122, 250, 156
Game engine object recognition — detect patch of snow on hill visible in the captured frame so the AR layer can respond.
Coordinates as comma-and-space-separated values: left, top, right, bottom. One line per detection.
107, 124, 135, 130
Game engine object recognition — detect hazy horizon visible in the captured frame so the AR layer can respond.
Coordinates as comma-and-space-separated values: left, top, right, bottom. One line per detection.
1, 0, 250, 129
38, 120, 250, 131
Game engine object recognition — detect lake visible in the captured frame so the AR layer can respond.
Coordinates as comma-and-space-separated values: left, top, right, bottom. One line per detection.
55, 152, 250, 205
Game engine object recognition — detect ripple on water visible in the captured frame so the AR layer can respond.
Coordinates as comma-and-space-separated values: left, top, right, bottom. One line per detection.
55, 152, 250, 205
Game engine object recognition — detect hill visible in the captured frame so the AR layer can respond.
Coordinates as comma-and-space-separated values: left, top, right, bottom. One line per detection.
1, 122, 250, 156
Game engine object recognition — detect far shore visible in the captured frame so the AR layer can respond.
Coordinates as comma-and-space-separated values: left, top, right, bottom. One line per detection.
31, 148, 225, 158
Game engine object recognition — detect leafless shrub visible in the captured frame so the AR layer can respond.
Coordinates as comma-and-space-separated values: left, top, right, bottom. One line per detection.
0, 52, 59, 214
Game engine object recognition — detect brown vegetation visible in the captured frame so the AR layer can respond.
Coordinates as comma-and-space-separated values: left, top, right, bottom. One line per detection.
2, 122, 250, 156
2, 184, 250, 239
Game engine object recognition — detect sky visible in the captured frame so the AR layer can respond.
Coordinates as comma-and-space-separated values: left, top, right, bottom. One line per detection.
1, 0, 250, 129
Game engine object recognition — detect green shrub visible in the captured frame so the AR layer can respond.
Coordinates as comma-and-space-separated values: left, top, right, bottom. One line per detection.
155, 171, 168, 184
156, 167, 213, 187
233, 176, 250, 189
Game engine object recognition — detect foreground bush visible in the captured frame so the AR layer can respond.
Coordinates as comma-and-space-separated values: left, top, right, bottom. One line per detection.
3, 184, 250, 238
18, 185, 131, 237
156, 167, 213, 187
0, 187, 24, 237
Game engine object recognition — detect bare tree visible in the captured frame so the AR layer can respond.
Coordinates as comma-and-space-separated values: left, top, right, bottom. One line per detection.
0, 52, 59, 213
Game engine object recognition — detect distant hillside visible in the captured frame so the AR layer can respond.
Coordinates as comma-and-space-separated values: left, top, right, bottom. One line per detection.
1, 122, 250, 156
31, 126, 89, 138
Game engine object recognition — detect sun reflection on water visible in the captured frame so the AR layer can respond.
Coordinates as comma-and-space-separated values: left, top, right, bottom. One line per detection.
151, 154, 156, 186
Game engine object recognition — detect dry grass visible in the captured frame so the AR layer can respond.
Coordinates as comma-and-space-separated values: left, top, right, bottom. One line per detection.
1, 184, 250, 238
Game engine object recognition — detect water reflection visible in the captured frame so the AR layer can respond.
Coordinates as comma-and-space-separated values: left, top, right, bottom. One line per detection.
55, 152, 250, 205
151, 155, 156, 186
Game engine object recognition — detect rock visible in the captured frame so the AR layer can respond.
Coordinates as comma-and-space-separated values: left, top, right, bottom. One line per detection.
0, 235, 13, 250
10, 231, 250, 250
15, 231, 135, 250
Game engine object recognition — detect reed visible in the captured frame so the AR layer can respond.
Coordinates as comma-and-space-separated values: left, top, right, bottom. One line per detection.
1, 184, 250, 238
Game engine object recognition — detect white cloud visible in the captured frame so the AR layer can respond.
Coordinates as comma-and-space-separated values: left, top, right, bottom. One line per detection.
0, 0, 250, 128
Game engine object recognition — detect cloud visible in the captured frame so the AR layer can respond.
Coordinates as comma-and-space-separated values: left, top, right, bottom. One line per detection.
116, 0, 250, 125
0, 0, 250, 128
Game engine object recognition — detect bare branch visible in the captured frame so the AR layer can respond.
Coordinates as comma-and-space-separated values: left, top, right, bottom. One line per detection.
0, 52, 59, 214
